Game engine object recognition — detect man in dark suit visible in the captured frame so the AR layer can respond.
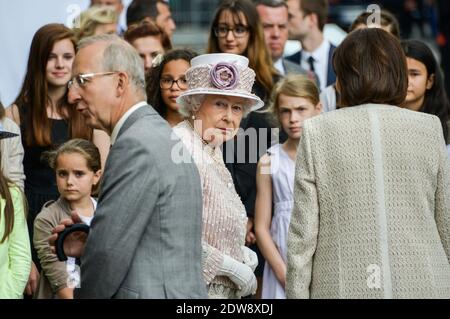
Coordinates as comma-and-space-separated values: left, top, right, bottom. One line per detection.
255, 0, 317, 81
52, 34, 206, 298
285, 0, 336, 91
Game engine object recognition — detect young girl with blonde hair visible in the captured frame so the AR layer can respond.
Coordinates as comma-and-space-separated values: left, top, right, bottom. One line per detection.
255, 75, 322, 299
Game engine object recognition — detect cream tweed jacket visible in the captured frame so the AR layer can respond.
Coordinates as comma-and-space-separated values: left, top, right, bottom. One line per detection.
0, 117, 25, 190
286, 104, 450, 299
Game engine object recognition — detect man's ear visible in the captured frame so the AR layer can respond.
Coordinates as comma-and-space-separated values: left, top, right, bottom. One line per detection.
308, 13, 319, 30
315, 101, 323, 114
116, 71, 129, 97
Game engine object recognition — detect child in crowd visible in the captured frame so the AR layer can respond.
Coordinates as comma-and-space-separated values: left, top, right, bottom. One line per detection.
255, 75, 322, 299
147, 49, 197, 127
0, 125, 31, 298
33, 139, 101, 299
401, 39, 450, 156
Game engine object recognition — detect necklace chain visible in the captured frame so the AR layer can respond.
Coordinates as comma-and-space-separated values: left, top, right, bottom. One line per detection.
184, 120, 234, 187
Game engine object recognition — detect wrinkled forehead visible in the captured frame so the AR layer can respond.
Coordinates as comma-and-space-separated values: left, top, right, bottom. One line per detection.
204, 94, 248, 106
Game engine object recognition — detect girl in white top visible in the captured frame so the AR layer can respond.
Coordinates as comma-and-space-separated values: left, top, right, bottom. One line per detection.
255, 75, 322, 299
33, 139, 101, 299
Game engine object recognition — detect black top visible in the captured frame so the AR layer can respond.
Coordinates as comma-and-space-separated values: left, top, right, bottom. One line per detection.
22, 118, 69, 194
222, 79, 287, 218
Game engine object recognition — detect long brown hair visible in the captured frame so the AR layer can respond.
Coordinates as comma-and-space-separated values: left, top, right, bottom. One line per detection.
207, 0, 276, 99
14, 23, 92, 147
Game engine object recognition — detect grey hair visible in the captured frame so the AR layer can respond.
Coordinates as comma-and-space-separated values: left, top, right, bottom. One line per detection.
78, 34, 146, 98
178, 94, 253, 118
178, 95, 205, 118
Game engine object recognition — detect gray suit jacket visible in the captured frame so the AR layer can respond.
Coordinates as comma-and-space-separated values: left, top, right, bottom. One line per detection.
75, 105, 207, 299
282, 59, 320, 86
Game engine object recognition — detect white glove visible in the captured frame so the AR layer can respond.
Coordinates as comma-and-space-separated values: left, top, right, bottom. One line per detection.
217, 254, 257, 298
241, 246, 258, 272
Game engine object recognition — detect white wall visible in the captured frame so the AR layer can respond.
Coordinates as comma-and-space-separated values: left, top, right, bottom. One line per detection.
0, 0, 132, 107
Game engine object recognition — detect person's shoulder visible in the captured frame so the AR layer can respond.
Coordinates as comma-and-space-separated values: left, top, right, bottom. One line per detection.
34, 198, 68, 224
282, 59, 305, 74
1, 116, 20, 134
4, 104, 20, 125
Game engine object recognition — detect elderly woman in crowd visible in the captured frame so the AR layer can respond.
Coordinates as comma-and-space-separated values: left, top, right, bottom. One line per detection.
173, 53, 262, 298
286, 28, 450, 299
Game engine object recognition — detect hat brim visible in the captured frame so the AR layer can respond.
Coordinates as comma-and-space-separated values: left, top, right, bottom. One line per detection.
177, 89, 264, 113
0, 131, 18, 140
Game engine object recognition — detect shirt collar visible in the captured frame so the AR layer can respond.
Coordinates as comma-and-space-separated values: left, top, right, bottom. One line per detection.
110, 101, 147, 145
302, 39, 330, 62
273, 58, 285, 75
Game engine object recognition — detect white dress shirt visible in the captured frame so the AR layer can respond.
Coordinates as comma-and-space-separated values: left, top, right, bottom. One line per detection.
273, 58, 285, 76
300, 39, 331, 91
110, 101, 147, 145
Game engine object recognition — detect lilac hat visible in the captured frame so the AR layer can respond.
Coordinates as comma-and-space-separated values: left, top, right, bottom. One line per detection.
177, 53, 264, 112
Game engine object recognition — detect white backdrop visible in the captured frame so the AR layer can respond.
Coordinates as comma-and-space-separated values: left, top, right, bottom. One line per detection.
0, 0, 132, 107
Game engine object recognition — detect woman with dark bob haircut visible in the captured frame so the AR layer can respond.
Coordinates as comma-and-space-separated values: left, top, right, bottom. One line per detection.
286, 28, 450, 299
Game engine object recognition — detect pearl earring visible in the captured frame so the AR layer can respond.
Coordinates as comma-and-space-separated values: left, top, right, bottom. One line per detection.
191, 114, 196, 120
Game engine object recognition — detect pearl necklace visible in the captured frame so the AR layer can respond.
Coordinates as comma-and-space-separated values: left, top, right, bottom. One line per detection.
184, 120, 235, 190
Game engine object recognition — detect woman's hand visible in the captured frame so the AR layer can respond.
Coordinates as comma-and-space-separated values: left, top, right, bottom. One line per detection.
245, 218, 256, 245
217, 255, 257, 298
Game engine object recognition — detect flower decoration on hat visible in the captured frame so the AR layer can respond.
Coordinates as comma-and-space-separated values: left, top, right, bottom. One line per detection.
210, 62, 239, 90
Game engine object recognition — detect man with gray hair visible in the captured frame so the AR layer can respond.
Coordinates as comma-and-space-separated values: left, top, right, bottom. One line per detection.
50, 34, 207, 298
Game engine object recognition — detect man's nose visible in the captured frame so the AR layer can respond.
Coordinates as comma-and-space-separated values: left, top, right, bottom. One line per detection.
272, 26, 280, 38
68, 85, 81, 105
169, 19, 176, 32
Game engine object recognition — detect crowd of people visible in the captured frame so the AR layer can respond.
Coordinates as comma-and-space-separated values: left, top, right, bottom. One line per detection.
0, 0, 449, 299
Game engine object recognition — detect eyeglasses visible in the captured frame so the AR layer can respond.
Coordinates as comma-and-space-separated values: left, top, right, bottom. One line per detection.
214, 25, 249, 38
159, 77, 188, 90
67, 72, 118, 89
